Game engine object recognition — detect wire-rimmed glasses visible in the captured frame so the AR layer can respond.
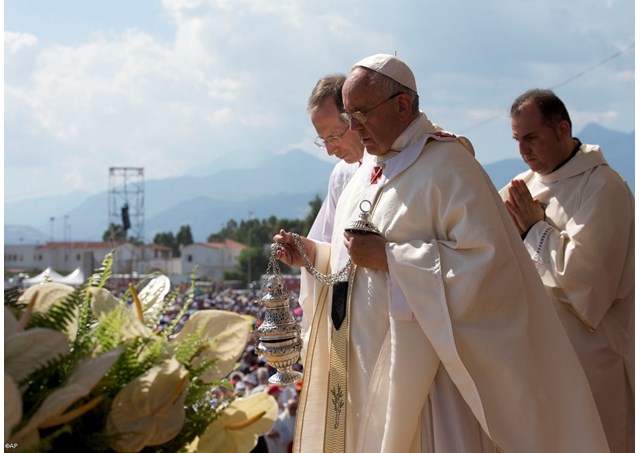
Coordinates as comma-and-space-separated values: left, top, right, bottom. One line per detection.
340, 92, 402, 125
314, 125, 350, 149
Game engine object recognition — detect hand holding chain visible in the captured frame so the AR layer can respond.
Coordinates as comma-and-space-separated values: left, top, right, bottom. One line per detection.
284, 233, 352, 286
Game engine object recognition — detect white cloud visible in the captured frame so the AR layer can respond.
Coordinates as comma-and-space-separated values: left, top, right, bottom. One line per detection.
4, 31, 38, 54
614, 70, 635, 82
4, 0, 634, 203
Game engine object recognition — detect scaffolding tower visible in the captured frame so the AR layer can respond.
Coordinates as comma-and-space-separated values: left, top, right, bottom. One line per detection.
108, 167, 145, 246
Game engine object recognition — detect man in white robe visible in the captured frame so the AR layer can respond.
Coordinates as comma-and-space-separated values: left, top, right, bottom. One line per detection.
500, 89, 634, 453
307, 74, 364, 243
302, 75, 364, 361
274, 54, 609, 453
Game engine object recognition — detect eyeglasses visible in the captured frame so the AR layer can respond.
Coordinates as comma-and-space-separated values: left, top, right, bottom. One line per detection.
340, 92, 402, 125
314, 125, 350, 149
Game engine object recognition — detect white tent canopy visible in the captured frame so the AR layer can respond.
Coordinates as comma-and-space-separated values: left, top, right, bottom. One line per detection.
22, 267, 65, 287
57, 267, 85, 286
22, 267, 84, 287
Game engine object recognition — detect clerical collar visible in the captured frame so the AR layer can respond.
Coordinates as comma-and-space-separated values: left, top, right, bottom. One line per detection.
552, 138, 582, 172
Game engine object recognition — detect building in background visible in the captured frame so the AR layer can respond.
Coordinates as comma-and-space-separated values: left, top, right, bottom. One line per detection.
4, 239, 246, 287
180, 239, 246, 283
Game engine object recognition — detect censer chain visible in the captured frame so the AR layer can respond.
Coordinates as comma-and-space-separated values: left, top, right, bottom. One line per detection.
289, 233, 351, 286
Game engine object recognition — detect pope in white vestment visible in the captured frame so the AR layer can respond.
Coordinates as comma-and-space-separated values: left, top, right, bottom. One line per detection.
292, 113, 610, 453
499, 143, 634, 453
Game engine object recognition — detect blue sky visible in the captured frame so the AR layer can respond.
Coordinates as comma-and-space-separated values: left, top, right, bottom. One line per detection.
4, 0, 635, 204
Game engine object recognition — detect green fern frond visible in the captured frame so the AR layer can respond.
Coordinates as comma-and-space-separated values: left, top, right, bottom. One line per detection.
170, 331, 219, 379
92, 306, 129, 351
70, 287, 99, 363
4, 287, 23, 308
98, 337, 164, 398
148, 286, 181, 331
162, 294, 194, 338
19, 354, 71, 419
88, 251, 114, 289
26, 288, 83, 334
160, 267, 200, 337
172, 331, 208, 364
73, 252, 115, 353
4, 288, 26, 324
189, 359, 218, 380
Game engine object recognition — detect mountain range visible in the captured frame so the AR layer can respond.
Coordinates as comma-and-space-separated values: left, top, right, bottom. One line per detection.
5, 123, 634, 244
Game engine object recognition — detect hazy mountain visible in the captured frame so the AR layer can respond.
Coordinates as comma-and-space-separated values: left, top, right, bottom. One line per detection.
6, 150, 334, 243
4, 225, 50, 244
482, 159, 528, 190
5, 124, 633, 244
4, 191, 95, 229
579, 123, 634, 189
146, 192, 323, 241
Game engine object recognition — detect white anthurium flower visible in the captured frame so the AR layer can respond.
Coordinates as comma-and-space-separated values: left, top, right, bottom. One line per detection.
5, 302, 68, 388
171, 310, 250, 384
5, 327, 69, 384
10, 348, 122, 446
107, 357, 189, 452
88, 286, 121, 318
187, 392, 278, 453
90, 290, 153, 341
138, 275, 171, 323
18, 282, 78, 339
5, 372, 22, 442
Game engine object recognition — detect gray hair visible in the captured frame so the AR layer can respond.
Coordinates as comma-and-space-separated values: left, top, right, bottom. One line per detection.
307, 74, 346, 113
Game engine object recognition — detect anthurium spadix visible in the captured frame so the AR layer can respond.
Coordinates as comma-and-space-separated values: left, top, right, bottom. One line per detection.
89, 287, 154, 340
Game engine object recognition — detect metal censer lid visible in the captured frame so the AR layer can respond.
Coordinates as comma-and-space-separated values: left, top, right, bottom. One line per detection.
344, 200, 382, 235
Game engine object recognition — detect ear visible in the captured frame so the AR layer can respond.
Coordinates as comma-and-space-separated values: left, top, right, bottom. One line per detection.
397, 93, 413, 120
556, 120, 571, 139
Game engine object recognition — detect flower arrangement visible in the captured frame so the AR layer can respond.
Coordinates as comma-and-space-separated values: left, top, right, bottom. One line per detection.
4, 252, 277, 452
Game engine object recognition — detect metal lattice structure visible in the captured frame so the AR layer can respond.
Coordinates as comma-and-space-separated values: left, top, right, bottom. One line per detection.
108, 167, 145, 245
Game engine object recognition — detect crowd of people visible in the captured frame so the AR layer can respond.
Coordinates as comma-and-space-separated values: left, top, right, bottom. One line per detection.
157, 284, 304, 453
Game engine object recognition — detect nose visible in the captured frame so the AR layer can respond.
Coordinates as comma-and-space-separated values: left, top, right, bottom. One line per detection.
326, 143, 338, 156
518, 141, 530, 156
